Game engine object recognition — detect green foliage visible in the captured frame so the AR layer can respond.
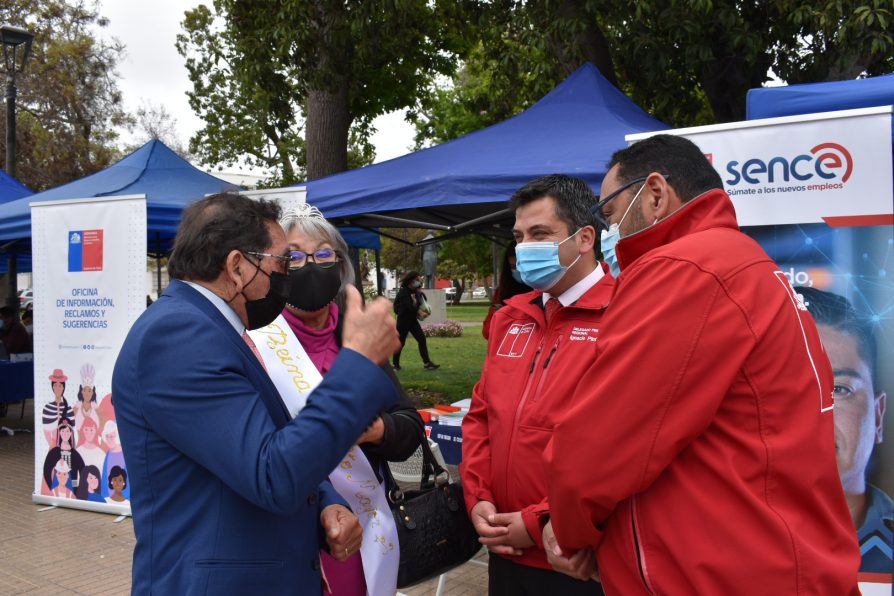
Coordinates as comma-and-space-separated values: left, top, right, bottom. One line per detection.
438, 257, 475, 283
775, 0, 894, 82
126, 102, 192, 159
177, 2, 306, 184
178, 0, 476, 183
379, 228, 427, 279
0, 0, 130, 191
413, 0, 894, 144
432, 234, 494, 304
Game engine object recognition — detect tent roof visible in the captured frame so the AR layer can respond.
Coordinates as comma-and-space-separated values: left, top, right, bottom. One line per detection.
302, 63, 668, 236
746, 73, 894, 120
0, 140, 239, 243
0, 169, 31, 204
0, 141, 379, 273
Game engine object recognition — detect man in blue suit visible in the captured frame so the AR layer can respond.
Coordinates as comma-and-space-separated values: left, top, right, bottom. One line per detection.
113, 193, 401, 595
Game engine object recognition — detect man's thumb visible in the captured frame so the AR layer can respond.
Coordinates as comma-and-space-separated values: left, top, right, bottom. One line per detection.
344, 284, 363, 314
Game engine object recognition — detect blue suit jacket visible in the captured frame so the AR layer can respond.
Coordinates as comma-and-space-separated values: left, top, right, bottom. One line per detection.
113, 280, 398, 595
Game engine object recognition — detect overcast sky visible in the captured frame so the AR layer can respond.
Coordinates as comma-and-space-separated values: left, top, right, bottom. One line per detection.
96, 0, 416, 175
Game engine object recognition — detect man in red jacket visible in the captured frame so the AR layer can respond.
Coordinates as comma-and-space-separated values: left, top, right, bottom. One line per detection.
462, 174, 611, 595
545, 134, 860, 594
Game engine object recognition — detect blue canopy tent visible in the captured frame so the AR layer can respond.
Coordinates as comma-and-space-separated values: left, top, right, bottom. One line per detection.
0, 170, 32, 279
746, 73, 894, 120
301, 63, 668, 239
0, 140, 239, 248
0, 140, 380, 275
0, 140, 238, 279
0, 169, 31, 204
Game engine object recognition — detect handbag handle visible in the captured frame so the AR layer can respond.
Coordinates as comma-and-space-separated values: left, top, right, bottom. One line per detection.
383, 414, 450, 504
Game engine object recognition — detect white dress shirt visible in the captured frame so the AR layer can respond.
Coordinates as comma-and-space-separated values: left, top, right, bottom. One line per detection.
544, 264, 605, 307
183, 280, 245, 335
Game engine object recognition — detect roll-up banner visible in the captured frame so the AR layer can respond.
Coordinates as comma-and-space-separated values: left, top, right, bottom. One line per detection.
31, 195, 147, 516
629, 106, 893, 592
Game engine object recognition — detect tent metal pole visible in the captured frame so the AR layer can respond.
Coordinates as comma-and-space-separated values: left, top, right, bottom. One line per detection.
349, 247, 362, 293
375, 250, 382, 296
416, 228, 509, 246
350, 224, 415, 247
343, 214, 452, 230
491, 240, 499, 296
449, 207, 513, 231
6, 249, 17, 310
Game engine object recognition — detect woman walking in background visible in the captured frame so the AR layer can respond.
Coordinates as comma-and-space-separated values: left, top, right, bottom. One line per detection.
392, 271, 439, 371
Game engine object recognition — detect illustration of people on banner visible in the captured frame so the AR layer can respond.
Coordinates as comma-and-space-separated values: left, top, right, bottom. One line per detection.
39, 362, 128, 504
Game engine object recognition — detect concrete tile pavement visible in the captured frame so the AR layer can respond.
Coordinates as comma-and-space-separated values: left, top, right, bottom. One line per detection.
0, 401, 488, 595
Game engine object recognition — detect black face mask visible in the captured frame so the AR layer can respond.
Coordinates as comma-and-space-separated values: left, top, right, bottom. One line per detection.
239, 258, 289, 330
287, 263, 342, 312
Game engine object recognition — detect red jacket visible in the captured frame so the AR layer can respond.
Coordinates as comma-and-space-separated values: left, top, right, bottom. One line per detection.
547, 190, 860, 594
461, 264, 614, 569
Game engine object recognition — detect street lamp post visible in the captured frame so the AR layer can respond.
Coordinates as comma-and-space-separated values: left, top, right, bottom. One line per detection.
1, 25, 33, 178
0, 25, 33, 310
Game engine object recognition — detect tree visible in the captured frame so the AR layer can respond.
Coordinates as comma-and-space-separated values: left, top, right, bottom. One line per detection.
126, 102, 192, 159
379, 227, 427, 282
0, 0, 131, 191
438, 234, 494, 304
178, 1, 475, 185
177, 3, 305, 184
412, 0, 894, 144
439, 258, 475, 305
613, 0, 892, 123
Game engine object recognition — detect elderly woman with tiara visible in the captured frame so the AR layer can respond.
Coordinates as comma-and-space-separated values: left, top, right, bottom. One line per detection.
246, 203, 423, 596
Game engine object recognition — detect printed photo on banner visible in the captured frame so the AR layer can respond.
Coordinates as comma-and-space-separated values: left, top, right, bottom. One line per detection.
747, 222, 893, 581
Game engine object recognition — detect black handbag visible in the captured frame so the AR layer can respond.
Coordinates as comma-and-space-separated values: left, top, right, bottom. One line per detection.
382, 427, 481, 588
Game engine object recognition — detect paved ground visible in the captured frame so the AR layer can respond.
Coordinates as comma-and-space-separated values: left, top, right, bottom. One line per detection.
0, 400, 489, 595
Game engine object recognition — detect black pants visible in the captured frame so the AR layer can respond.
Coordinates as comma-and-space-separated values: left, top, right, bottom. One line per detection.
488, 554, 604, 596
393, 318, 430, 366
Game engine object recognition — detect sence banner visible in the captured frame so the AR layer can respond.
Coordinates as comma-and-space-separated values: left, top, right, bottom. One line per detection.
31, 195, 146, 515
677, 108, 893, 227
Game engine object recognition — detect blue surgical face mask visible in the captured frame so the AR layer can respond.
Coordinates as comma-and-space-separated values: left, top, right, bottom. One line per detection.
515, 230, 581, 291
511, 269, 523, 284
600, 183, 648, 278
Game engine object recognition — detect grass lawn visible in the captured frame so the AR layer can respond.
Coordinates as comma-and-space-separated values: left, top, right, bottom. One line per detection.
445, 300, 491, 323
394, 328, 487, 407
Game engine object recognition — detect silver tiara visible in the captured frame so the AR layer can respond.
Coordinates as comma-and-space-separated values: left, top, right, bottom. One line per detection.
284, 203, 325, 221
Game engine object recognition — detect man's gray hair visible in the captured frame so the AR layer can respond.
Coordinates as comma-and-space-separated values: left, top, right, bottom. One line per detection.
278, 204, 355, 288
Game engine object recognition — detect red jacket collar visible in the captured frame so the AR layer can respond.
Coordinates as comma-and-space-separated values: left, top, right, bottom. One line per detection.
616, 188, 740, 272
503, 262, 615, 323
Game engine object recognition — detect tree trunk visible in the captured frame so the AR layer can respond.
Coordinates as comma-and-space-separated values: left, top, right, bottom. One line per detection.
452, 279, 464, 305
554, 0, 618, 85
306, 84, 351, 180
699, 49, 772, 123
699, 56, 750, 122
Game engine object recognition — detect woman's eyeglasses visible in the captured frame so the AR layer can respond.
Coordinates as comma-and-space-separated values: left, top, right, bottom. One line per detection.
287, 247, 339, 268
